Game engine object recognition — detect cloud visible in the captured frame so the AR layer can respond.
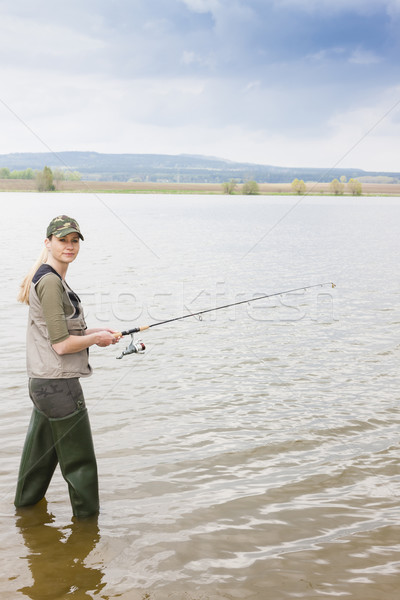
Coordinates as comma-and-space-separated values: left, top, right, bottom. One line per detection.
349, 47, 382, 64
0, 0, 399, 170
180, 0, 221, 13
0, 14, 107, 73
276, 0, 400, 15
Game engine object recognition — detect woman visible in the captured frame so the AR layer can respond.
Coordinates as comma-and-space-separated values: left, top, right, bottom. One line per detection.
15, 215, 120, 518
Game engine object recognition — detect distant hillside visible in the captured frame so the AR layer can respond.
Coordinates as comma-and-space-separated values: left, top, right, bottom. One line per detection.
1, 151, 399, 184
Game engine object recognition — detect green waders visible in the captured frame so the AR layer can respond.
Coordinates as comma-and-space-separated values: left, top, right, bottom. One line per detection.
14, 408, 58, 508
15, 407, 99, 519
50, 408, 99, 519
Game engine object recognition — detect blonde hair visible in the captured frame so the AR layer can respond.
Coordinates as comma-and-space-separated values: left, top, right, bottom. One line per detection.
18, 246, 49, 305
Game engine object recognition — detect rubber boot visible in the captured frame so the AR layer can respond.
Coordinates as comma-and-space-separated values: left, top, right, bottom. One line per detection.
50, 408, 99, 519
14, 408, 58, 508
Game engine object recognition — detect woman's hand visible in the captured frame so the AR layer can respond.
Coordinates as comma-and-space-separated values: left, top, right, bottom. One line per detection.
85, 328, 121, 345
94, 330, 120, 347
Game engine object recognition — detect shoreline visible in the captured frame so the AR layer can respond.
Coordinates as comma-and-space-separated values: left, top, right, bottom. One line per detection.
1, 179, 400, 196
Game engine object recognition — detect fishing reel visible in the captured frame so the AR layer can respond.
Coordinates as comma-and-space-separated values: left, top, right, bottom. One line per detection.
116, 334, 146, 359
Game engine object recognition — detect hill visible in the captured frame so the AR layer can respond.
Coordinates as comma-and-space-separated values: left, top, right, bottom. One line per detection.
1, 151, 400, 184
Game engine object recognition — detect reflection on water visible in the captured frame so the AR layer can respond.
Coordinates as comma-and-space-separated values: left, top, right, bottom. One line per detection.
15, 500, 105, 599
1, 194, 400, 599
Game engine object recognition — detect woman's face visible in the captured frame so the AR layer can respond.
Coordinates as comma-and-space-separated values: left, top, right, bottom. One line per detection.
45, 233, 80, 265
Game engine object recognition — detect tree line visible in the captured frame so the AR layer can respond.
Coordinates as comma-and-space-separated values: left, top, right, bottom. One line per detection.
0, 167, 36, 179
291, 177, 362, 196
0, 166, 82, 191
222, 180, 260, 195
222, 177, 363, 195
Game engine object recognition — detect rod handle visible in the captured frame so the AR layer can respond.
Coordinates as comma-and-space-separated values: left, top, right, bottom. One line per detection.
115, 325, 150, 338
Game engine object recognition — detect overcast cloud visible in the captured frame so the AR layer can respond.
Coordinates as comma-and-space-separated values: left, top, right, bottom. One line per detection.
1, 0, 399, 170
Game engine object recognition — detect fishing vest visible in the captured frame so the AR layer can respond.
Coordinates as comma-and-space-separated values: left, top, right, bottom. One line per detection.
26, 265, 92, 379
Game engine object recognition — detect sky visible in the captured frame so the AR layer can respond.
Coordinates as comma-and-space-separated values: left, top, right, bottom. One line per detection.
0, 0, 400, 171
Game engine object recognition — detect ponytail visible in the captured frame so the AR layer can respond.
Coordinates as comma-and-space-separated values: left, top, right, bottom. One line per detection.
17, 246, 49, 305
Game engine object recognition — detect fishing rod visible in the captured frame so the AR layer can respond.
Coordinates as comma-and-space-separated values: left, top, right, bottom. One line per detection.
115, 281, 336, 358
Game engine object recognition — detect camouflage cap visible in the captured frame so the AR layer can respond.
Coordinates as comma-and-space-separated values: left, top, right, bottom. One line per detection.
46, 215, 84, 240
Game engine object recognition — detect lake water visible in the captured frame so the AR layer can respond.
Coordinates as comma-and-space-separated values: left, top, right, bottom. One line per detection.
1, 192, 399, 599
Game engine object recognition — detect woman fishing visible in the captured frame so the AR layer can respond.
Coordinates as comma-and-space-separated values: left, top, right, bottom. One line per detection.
15, 215, 120, 519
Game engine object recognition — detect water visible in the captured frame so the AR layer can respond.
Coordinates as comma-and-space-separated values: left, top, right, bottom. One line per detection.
1, 193, 399, 599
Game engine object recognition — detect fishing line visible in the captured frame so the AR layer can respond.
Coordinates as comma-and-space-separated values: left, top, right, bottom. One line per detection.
115, 281, 336, 358
2, 90, 399, 261
0, 96, 160, 259
1, 352, 142, 504
241, 95, 400, 258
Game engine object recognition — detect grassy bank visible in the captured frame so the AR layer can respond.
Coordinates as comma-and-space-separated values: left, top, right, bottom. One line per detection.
1, 179, 400, 196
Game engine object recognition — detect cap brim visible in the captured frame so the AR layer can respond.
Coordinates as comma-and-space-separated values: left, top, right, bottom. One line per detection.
54, 227, 84, 241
